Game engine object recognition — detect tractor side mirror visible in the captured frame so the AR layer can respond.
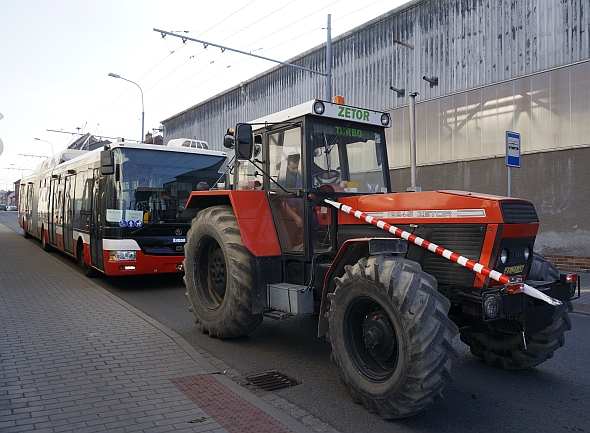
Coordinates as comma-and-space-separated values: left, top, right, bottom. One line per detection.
223, 129, 235, 149
235, 123, 253, 160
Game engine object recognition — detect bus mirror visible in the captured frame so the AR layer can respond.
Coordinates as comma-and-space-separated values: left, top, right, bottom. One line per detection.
100, 150, 115, 175
235, 123, 253, 160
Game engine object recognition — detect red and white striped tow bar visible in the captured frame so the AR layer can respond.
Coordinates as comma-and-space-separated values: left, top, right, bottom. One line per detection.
324, 199, 562, 307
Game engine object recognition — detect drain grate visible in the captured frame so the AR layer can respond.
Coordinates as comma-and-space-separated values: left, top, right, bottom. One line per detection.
244, 370, 301, 392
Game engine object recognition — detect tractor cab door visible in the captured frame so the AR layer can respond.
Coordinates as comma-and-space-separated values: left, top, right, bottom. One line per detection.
266, 124, 306, 255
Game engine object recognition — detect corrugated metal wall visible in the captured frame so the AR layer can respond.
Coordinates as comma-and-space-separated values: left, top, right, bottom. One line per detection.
163, 0, 590, 148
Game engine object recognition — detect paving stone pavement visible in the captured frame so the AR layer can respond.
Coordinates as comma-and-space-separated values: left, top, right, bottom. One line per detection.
0, 223, 317, 433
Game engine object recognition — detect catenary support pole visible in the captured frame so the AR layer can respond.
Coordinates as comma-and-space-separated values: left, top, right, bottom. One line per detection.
326, 14, 332, 101
408, 92, 420, 192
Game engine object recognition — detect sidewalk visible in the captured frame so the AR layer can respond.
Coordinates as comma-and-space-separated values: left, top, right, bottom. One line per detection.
0, 223, 314, 433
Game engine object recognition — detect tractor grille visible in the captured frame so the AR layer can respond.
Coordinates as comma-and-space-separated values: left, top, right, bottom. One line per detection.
500, 201, 539, 223
406, 224, 486, 287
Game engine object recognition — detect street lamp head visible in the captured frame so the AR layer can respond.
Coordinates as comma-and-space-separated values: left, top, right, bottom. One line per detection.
107, 73, 144, 143
34, 138, 55, 156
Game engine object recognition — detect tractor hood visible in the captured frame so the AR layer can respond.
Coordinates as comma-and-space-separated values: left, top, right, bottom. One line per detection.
336, 190, 539, 225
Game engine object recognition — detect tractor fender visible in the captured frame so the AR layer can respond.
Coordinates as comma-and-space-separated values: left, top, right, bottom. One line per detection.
317, 237, 407, 337
185, 190, 281, 257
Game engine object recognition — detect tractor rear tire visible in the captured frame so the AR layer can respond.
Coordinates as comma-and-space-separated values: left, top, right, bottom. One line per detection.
327, 255, 459, 419
183, 205, 262, 338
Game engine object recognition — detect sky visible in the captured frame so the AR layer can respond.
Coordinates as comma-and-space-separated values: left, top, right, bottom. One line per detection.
0, 0, 406, 189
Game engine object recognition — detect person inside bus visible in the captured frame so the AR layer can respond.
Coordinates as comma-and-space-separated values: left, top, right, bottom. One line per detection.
135, 178, 151, 211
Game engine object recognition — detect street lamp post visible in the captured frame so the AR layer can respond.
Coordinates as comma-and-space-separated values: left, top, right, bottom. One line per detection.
34, 138, 55, 156
108, 73, 145, 143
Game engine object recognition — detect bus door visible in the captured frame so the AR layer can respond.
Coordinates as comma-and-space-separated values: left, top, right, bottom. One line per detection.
48, 177, 59, 246
90, 170, 104, 270
63, 174, 75, 254
23, 183, 34, 232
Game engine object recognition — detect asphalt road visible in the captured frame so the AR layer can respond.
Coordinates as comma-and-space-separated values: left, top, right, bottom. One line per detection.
2, 210, 589, 432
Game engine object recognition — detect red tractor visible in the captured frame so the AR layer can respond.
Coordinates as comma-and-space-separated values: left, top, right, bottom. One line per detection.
182, 98, 578, 418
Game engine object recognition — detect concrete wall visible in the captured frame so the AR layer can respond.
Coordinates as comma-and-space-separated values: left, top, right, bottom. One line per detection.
390, 146, 590, 257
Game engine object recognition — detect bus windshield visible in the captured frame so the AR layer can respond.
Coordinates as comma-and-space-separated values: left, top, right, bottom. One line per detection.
308, 120, 388, 194
106, 147, 227, 225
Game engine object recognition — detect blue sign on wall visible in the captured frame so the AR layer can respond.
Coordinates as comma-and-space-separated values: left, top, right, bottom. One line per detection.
506, 131, 521, 168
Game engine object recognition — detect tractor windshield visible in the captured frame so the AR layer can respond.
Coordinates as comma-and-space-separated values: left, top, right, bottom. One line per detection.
308, 120, 388, 194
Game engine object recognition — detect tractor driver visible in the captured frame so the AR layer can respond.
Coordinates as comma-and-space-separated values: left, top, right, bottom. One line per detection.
283, 154, 302, 189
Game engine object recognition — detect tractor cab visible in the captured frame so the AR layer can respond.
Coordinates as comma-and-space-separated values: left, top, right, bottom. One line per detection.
228, 99, 392, 278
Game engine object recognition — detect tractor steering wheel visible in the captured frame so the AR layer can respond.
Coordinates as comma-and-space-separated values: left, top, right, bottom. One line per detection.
312, 169, 341, 187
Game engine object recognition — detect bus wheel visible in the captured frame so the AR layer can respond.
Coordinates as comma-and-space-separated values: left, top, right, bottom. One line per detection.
327, 256, 458, 419
183, 205, 262, 338
41, 226, 52, 252
78, 243, 97, 278
23, 221, 32, 239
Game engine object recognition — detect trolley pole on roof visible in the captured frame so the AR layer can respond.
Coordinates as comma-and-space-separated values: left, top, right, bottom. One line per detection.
154, 21, 334, 101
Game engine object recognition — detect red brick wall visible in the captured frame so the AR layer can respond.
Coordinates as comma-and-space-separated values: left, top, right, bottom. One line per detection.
544, 255, 590, 272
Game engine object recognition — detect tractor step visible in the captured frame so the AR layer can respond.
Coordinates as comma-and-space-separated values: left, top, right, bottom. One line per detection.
266, 283, 314, 315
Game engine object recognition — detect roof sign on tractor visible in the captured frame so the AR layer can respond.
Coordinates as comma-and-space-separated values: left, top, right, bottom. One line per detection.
249, 98, 391, 128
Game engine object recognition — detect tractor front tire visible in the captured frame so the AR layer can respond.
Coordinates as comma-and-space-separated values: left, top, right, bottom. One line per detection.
461, 252, 572, 370
327, 256, 458, 419
527, 252, 560, 282
460, 301, 572, 370
183, 205, 262, 339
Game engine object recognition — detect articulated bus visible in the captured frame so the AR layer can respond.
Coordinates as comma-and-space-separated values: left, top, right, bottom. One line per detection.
19, 141, 228, 277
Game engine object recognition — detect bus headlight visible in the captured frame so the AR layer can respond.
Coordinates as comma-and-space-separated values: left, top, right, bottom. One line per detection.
109, 250, 137, 261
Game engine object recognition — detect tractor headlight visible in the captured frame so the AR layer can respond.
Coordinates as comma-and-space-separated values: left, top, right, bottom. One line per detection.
109, 250, 136, 261
380, 113, 390, 126
483, 295, 501, 319
499, 249, 509, 264
313, 101, 325, 115
523, 246, 531, 261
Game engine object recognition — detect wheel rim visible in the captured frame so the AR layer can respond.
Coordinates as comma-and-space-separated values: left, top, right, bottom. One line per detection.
196, 237, 227, 309
343, 296, 398, 382
209, 247, 227, 301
